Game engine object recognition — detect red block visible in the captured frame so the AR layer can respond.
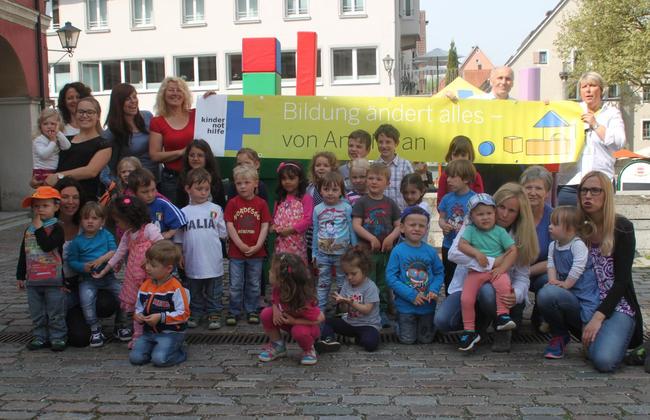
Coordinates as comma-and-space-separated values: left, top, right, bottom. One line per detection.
242, 38, 281, 73
296, 32, 317, 96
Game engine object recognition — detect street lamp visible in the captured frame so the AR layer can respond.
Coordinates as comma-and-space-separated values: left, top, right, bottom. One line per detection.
383, 54, 395, 85
48, 21, 81, 68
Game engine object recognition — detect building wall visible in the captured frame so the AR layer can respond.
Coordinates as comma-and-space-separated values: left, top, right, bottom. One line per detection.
48, 0, 401, 113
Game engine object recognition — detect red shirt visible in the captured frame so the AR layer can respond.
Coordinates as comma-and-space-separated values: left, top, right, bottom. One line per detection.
271, 287, 321, 321
224, 195, 272, 259
149, 109, 196, 172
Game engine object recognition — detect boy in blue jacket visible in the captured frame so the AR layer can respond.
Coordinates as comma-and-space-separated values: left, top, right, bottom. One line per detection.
386, 206, 443, 344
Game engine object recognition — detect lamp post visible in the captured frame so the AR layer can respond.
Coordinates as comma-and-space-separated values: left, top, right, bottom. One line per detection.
383, 54, 394, 85
559, 62, 570, 100
49, 21, 81, 68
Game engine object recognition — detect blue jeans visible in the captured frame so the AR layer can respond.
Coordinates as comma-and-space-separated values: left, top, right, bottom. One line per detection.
588, 311, 635, 373
397, 312, 435, 344
129, 331, 187, 367
229, 258, 263, 316
537, 285, 582, 337
557, 185, 579, 207
79, 273, 123, 330
189, 276, 223, 317
27, 286, 67, 341
316, 252, 345, 312
530, 272, 549, 325
434, 284, 525, 333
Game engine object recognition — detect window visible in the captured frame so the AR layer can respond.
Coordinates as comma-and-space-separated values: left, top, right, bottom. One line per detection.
279, 50, 322, 81
643, 85, 650, 102
533, 51, 548, 65
607, 84, 620, 99
286, 0, 309, 18
183, 0, 205, 24
402, 0, 413, 16
46, 0, 60, 30
51, 63, 70, 93
80, 58, 165, 92
332, 47, 377, 82
175, 56, 217, 87
236, 0, 258, 21
227, 53, 243, 86
643, 121, 650, 140
87, 0, 108, 30
341, 0, 365, 15
132, 0, 153, 27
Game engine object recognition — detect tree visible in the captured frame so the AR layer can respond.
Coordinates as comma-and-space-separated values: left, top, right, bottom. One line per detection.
446, 40, 459, 84
555, 0, 650, 91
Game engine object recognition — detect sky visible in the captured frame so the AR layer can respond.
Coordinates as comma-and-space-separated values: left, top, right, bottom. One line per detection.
422, 0, 561, 66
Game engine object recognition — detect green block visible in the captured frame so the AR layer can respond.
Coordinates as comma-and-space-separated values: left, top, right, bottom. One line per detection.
242, 72, 281, 95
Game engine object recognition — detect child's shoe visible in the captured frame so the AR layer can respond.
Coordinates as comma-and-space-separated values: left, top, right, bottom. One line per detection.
207, 314, 222, 330
258, 341, 287, 362
247, 312, 260, 325
89, 329, 105, 348
544, 334, 570, 359
187, 316, 199, 329
458, 331, 481, 351
114, 326, 133, 342
314, 337, 341, 354
26, 337, 48, 351
225, 313, 237, 326
300, 347, 318, 365
50, 339, 67, 352
495, 314, 516, 331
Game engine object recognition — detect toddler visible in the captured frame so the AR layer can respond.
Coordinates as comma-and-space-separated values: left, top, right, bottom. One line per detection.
32, 108, 71, 184
345, 158, 369, 205
339, 130, 371, 190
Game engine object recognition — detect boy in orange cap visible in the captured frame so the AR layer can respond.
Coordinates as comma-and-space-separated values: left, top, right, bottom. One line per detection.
17, 186, 67, 351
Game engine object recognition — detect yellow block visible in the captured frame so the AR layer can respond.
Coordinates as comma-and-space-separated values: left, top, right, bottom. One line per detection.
526, 139, 571, 156
503, 136, 523, 154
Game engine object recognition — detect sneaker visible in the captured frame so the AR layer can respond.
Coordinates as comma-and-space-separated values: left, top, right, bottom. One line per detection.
187, 317, 199, 329
26, 337, 48, 351
300, 347, 318, 365
89, 330, 105, 348
114, 327, 132, 342
50, 339, 67, 352
314, 337, 341, 354
207, 314, 222, 330
225, 313, 237, 326
258, 341, 287, 362
458, 331, 481, 351
495, 314, 516, 331
247, 312, 260, 325
544, 334, 570, 359
492, 330, 512, 353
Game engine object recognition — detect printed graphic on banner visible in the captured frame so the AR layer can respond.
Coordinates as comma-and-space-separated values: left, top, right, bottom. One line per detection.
195, 95, 585, 164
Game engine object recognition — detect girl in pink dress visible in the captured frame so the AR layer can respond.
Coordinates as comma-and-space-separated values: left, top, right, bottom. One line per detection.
95, 195, 163, 348
272, 162, 313, 264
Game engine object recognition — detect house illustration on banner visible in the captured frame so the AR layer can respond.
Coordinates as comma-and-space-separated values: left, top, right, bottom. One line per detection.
503, 110, 573, 156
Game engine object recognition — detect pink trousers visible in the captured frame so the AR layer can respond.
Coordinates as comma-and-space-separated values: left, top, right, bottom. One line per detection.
260, 306, 320, 351
461, 271, 511, 331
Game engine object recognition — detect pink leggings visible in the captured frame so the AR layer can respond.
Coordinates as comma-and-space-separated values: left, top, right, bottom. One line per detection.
260, 306, 320, 351
461, 271, 511, 331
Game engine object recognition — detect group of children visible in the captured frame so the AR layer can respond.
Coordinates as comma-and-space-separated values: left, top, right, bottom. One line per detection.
20, 114, 601, 367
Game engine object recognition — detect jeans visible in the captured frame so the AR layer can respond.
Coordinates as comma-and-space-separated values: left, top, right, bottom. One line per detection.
79, 273, 123, 330
536, 285, 582, 337
529, 272, 549, 326
159, 168, 179, 205
129, 331, 187, 367
441, 246, 457, 296
316, 252, 345, 312
229, 258, 263, 316
557, 185, 579, 207
188, 276, 223, 317
397, 312, 435, 344
588, 311, 636, 373
322, 317, 380, 352
370, 253, 391, 314
434, 284, 525, 333
27, 286, 67, 341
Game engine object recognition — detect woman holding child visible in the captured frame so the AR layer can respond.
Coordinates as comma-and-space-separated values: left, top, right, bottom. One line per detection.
537, 171, 643, 372
434, 183, 539, 352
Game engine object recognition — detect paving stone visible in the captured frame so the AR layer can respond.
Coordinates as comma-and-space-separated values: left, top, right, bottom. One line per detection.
621, 404, 650, 414
301, 405, 355, 415
44, 402, 96, 413
519, 406, 567, 415
393, 396, 437, 406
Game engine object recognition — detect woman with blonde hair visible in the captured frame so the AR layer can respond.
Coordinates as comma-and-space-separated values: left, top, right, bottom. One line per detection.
538, 171, 643, 372
435, 182, 539, 352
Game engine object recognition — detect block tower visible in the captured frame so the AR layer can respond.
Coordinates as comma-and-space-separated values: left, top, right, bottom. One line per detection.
242, 38, 282, 95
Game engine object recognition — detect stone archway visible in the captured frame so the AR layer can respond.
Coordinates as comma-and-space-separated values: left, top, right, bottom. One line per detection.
0, 36, 29, 97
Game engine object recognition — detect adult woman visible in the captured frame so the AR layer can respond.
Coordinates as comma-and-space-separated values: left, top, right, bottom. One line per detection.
57, 82, 92, 136
520, 165, 554, 329
148, 77, 196, 204
45, 97, 112, 200
557, 72, 625, 206
434, 183, 539, 352
176, 139, 226, 209
537, 171, 643, 372
104, 83, 157, 181
55, 178, 117, 347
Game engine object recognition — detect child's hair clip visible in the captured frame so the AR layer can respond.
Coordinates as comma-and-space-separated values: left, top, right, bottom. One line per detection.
123, 197, 131, 205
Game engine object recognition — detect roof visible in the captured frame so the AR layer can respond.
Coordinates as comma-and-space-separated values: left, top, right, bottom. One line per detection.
459, 46, 495, 72
462, 69, 492, 89
504, 0, 569, 66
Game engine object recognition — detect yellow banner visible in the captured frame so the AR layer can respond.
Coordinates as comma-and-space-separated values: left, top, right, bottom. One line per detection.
194, 95, 585, 164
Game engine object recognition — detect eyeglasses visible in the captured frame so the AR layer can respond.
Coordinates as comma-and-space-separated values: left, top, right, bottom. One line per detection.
579, 187, 603, 196
76, 109, 97, 117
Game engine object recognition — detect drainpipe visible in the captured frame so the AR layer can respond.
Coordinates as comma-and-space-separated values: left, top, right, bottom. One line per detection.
35, 0, 46, 109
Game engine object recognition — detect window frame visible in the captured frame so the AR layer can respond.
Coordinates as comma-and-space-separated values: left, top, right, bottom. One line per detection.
642, 120, 650, 141
331, 46, 378, 85
182, 0, 206, 26
79, 58, 166, 93
340, 0, 366, 17
49, 62, 71, 95
235, 0, 260, 23
642, 85, 650, 102
45, 0, 60, 31
278, 50, 323, 87
131, 0, 155, 30
86, 0, 109, 32
174, 55, 218, 89
226, 52, 244, 89
285, 0, 310, 20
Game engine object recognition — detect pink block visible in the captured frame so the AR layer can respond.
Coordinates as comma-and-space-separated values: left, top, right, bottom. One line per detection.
518, 67, 541, 100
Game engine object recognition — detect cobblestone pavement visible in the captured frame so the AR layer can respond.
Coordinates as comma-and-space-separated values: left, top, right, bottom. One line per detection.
1, 221, 650, 419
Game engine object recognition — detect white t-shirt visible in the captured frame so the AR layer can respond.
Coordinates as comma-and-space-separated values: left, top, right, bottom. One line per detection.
174, 201, 227, 279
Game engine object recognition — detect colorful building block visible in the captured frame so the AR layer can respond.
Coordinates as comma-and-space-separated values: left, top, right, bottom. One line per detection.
296, 31, 317, 96
242, 72, 281, 95
503, 136, 523, 154
242, 38, 281, 73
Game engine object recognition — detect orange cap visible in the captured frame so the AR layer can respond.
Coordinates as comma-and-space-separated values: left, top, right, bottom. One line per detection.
22, 186, 62, 208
